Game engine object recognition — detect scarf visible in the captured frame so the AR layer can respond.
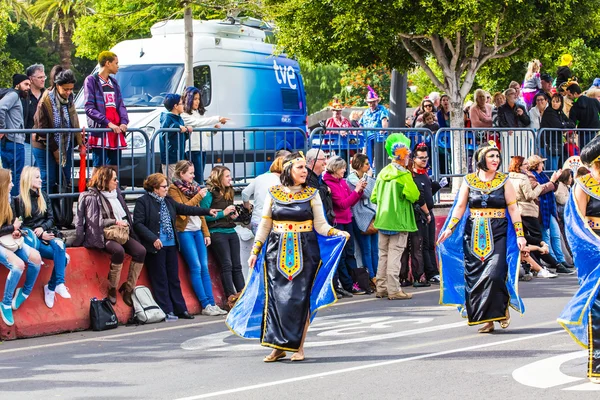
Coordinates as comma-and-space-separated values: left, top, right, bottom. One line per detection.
48, 90, 72, 167
173, 179, 201, 199
531, 171, 557, 229
149, 192, 174, 240
414, 168, 428, 175
101, 190, 127, 222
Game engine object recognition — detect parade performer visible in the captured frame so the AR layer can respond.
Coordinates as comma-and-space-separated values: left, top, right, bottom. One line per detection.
558, 135, 600, 383
437, 141, 526, 333
226, 151, 349, 362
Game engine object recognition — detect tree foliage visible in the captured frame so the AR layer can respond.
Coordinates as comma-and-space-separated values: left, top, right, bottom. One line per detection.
0, 4, 24, 86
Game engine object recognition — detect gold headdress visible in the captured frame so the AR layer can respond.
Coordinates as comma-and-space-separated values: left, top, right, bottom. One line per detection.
477, 141, 500, 162
283, 151, 306, 169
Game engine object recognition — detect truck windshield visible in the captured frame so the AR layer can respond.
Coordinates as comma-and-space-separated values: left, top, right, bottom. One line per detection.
75, 64, 184, 108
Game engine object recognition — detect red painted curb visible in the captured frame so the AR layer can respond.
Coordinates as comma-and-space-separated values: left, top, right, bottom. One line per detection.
0, 247, 226, 340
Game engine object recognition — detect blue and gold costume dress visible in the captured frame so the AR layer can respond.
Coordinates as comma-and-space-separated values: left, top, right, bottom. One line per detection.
559, 174, 600, 377
226, 185, 346, 351
437, 172, 524, 324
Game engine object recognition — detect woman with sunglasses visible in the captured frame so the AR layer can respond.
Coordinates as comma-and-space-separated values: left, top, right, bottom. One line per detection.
412, 99, 435, 127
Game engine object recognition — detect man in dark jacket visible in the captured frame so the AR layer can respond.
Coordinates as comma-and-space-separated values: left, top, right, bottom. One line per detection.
497, 88, 531, 128
306, 148, 335, 224
566, 83, 600, 148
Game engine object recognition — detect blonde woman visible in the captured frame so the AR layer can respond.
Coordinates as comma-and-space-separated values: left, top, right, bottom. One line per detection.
0, 169, 42, 326
523, 59, 542, 109
16, 166, 70, 308
200, 166, 244, 305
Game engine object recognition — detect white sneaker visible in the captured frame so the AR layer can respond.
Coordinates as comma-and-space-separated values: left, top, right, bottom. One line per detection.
44, 285, 55, 308
54, 284, 71, 299
211, 305, 228, 315
537, 268, 558, 279
201, 306, 221, 316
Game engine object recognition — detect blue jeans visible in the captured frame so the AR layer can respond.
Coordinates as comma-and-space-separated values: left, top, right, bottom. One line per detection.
178, 230, 215, 308
190, 151, 206, 184
32, 147, 72, 193
352, 219, 378, 278
0, 244, 39, 306
23, 228, 68, 291
92, 148, 121, 167
539, 148, 559, 171
542, 215, 566, 263
1, 140, 24, 196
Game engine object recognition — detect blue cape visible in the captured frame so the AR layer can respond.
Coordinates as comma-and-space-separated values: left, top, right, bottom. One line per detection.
437, 198, 525, 317
557, 191, 600, 347
225, 233, 347, 339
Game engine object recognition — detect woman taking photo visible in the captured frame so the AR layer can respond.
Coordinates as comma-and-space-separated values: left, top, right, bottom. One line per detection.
226, 152, 349, 362
181, 87, 229, 181
346, 153, 378, 286
200, 166, 244, 306
558, 135, 600, 383
32, 67, 83, 192
438, 142, 526, 333
74, 167, 146, 306
16, 166, 70, 308
0, 169, 42, 326
168, 161, 227, 316
134, 173, 217, 321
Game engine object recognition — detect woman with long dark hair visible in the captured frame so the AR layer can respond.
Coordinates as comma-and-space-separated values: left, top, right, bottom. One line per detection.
226, 152, 348, 362
438, 142, 526, 333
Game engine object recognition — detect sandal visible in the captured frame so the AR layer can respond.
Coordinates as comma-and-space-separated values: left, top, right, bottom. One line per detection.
263, 351, 286, 363
290, 353, 305, 362
477, 323, 495, 334
500, 309, 511, 329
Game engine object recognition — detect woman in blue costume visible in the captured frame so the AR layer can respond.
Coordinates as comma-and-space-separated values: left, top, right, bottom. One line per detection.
558, 135, 600, 384
438, 141, 526, 333
226, 152, 349, 362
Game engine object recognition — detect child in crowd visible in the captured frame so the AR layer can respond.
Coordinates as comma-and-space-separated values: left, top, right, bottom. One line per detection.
159, 94, 192, 182
416, 111, 440, 133
564, 132, 580, 157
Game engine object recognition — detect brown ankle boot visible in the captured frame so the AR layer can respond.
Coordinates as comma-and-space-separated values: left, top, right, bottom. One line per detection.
107, 262, 123, 305
119, 283, 133, 307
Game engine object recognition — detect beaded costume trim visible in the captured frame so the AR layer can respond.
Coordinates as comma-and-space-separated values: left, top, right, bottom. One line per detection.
576, 174, 600, 200
464, 172, 508, 193
269, 185, 317, 204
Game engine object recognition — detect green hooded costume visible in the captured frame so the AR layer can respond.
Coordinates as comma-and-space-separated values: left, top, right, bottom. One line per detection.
370, 133, 420, 232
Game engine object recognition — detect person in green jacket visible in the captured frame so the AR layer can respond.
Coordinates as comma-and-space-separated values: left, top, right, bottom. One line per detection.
371, 133, 420, 300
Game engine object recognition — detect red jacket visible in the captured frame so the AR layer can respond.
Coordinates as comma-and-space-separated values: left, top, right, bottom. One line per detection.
323, 172, 361, 224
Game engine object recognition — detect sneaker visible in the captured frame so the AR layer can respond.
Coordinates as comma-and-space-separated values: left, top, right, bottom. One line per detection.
429, 275, 441, 284
1, 304, 14, 326
537, 268, 558, 279
562, 262, 575, 269
388, 291, 413, 300
165, 312, 179, 322
202, 306, 221, 316
351, 283, 366, 295
12, 288, 28, 311
400, 280, 412, 287
211, 305, 228, 315
413, 281, 431, 288
44, 285, 55, 308
556, 264, 575, 274
590, 377, 600, 384
336, 287, 353, 298
54, 284, 71, 299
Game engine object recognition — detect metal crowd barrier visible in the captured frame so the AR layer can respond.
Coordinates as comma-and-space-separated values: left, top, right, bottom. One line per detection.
536, 128, 599, 173
148, 127, 307, 186
0, 128, 150, 199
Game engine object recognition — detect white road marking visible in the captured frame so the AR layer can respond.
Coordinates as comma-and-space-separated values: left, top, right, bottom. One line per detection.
512, 351, 586, 388
0, 289, 439, 355
173, 329, 565, 399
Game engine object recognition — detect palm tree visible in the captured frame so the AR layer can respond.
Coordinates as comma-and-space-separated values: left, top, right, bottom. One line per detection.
28, 0, 92, 68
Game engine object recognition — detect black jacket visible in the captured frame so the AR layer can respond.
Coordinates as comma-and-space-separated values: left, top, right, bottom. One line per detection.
307, 168, 335, 224
14, 190, 55, 232
569, 95, 600, 129
497, 102, 531, 128
540, 108, 576, 153
555, 66, 572, 91
133, 193, 212, 254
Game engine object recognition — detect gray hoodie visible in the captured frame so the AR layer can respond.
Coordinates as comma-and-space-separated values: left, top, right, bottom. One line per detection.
0, 90, 25, 143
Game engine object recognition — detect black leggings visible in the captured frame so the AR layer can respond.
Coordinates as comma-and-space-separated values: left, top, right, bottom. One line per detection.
211, 232, 245, 297
104, 237, 146, 264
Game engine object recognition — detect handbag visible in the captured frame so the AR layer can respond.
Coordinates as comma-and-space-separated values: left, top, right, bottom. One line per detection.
89, 297, 119, 331
103, 224, 130, 245
361, 219, 378, 235
0, 234, 24, 252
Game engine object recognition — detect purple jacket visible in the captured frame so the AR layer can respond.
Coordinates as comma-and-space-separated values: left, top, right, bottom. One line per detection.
84, 72, 129, 130
323, 172, 361, 224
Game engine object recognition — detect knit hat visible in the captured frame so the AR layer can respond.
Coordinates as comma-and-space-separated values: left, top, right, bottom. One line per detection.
385, 133, 411, 160
559, 54, 573, 67
163, 94, 181, 111
12, 74, 29, 88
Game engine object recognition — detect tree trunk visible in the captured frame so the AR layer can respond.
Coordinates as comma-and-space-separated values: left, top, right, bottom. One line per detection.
58, 23, 73, 69
449, 95, 466, 194
183, 5, 194, 87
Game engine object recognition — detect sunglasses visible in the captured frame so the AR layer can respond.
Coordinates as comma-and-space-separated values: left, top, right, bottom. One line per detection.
424, 104, 433, 108
415, 156, 429, 160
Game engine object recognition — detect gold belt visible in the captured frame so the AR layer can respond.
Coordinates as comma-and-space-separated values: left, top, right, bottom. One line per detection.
470, 208, 505, 219
587, 216, 600, 229
273, 220, 313, 233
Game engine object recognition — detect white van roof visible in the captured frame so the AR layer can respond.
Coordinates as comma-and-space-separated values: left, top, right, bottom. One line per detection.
111, 19, 280, 66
